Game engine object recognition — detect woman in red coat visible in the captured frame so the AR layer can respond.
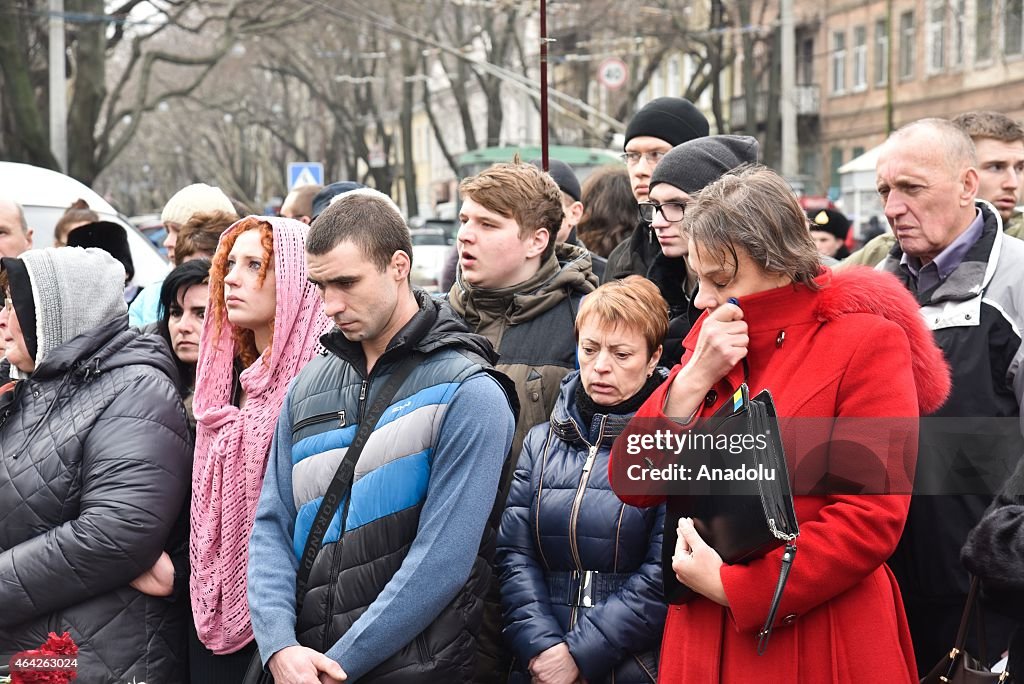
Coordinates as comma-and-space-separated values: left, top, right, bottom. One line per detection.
609, 165, 951, 682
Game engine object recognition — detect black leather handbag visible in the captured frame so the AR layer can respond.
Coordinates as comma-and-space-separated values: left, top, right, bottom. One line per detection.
242, 354, 421, 684
921, 576, 1012, 683
663, 383, 800, 654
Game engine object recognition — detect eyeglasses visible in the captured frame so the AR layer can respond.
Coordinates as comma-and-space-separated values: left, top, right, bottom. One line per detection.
638, 201, 687, 224
620, 150, 669, 166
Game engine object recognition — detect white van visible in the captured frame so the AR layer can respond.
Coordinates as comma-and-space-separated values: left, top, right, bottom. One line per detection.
0, 162, 169, 287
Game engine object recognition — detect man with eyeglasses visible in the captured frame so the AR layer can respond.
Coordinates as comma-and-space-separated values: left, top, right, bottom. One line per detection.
642, 135, 761, 367
603, 97, 710, 283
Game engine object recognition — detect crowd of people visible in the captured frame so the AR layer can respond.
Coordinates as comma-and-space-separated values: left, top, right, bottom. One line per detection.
0, 98, 1023, 684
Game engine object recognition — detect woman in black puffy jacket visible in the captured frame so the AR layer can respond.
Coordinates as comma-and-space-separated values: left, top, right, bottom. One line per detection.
497, 276, 669, 684
0, 247, 192, 683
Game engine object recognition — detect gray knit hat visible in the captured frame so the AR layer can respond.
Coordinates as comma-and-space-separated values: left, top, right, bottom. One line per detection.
650, 135, 760, 195
18, 247, 127, 372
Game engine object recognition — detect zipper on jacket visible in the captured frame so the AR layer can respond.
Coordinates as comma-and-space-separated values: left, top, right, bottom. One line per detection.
633, 654, 656, 683
291, 410, 346, 434
322, 369, 380, 651
567, 415, 607, 628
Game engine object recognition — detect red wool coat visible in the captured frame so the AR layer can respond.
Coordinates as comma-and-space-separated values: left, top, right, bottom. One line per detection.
610, 267, 951, 683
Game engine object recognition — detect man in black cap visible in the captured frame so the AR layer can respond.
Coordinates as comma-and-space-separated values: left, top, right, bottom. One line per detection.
807, 208, 851, 259
529, 158, 582, 243
529, 158, 607, 279
603, 96, 710, 283
643, 134, 760, 367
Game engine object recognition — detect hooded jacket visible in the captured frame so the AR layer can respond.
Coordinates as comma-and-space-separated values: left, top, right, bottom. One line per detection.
498, 370, 668, 684
881, 202, 1024, 669
449, 242, 598, 455
0, 310, 192, 684
609, 266, 951, 682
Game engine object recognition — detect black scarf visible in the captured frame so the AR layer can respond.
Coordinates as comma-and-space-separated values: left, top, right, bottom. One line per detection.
575, 371, 663, 433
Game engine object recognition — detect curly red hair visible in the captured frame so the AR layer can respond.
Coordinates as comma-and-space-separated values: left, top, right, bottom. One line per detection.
208, 217, 276, 368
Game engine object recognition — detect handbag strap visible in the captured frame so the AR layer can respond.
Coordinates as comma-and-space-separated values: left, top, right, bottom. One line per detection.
294, 352, 421, 604
757, 542, 798, 655
953, 575, 982, 651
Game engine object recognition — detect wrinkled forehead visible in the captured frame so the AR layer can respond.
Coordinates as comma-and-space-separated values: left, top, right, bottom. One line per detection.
877, 138, 948, 181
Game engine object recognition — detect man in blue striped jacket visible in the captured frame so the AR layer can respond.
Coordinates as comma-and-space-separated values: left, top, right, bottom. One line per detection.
247, 188, 517, 684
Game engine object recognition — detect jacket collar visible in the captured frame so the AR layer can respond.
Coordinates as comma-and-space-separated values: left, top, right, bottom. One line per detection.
880, 200, 1002, 305
448, 243, 597, 327
321, 289, 499, 375
549, 368, 669, 446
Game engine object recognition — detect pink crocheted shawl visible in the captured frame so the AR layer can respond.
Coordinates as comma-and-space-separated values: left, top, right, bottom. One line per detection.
189, 216, 332, 654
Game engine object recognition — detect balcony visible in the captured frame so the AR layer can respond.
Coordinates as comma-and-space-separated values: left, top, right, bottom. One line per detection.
730, 85, 820, 129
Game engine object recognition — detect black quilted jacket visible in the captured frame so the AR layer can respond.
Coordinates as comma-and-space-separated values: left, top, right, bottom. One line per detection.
0, 315, 193, 684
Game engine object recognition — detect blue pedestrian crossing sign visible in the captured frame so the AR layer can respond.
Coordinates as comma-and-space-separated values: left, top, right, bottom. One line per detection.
288, 162, 324, 190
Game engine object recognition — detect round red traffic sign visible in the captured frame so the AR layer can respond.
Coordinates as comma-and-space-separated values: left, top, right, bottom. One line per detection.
598, 57, 628, 90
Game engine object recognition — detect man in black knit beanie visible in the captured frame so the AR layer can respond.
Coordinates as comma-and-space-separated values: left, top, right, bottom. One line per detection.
603, 97, 709, 283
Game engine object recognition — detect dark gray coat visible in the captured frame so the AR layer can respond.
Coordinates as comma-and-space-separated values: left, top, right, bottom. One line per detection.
0, 315, 192, 684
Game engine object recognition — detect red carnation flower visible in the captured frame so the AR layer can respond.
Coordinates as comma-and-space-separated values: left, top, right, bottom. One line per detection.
9, 632, 78, 684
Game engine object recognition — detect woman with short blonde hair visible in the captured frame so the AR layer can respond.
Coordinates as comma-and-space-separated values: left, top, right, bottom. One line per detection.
499, 276, 670, 684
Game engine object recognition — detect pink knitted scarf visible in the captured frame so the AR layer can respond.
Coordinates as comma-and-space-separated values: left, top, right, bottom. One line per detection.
189, 216, 332, 654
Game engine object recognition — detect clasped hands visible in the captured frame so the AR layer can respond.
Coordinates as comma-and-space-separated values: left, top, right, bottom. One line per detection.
528, 642, 587, 684
269, 645, 347, 684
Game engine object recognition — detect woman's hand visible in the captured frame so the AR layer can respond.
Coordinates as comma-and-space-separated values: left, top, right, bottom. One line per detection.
664, 304, 747, 419
671, 517, 729, 607
130, 551, 174, 597
528, 643, 580, 684
686, 303, 748, 387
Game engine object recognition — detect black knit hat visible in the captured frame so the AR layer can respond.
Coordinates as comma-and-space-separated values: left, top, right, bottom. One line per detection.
624, 97, 710, 150
0, 257, 37, 361
649, 135, 760, 195
66, 220, 134, 282
311, 181, 366, 221
529, 158, 581, 201
807, 208, 851, 241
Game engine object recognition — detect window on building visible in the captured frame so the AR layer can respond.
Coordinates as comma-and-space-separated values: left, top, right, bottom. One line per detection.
799, 38, 815, 85
830, 147, 845, 193
875, 18, 889, 85
952, 0, 965, 66
853, 26, 868, 89
927, 0, 946, 72
976, 0, 994, 61
832, 31, 847, 93
899, 11, 915, 79
1007, 0, 1023, 56
668, 56, 680, 92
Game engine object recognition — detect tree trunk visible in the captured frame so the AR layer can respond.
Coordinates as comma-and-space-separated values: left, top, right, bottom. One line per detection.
740, 0, 758, 136
763, 27, 781, 168
0, 5, 58, 169
67, 0, 107, 184
400, 48, 418, 216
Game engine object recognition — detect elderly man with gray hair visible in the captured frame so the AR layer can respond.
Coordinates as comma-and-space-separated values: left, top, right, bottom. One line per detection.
0, 200, 33, 258
877, 117, 1024, 673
